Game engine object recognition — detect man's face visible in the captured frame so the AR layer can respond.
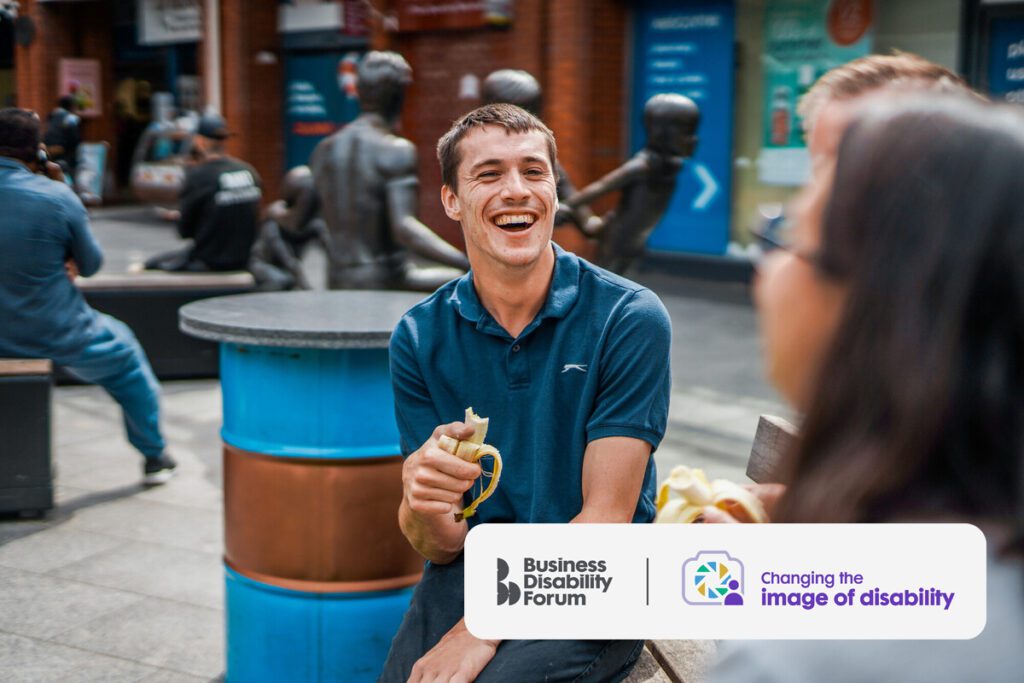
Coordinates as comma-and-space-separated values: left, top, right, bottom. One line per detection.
441, 126, 557, 272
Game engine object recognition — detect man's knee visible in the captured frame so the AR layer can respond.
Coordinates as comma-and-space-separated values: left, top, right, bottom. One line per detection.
381, 558, 466, 681
475, 639, 643, 683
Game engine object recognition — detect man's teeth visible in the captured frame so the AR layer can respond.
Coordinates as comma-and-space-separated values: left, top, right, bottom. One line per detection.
494, 214, 536, 227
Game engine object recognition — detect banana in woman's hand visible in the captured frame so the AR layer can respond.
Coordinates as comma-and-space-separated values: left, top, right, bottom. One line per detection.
655, 465, 767, 523
437, 407, 502, 521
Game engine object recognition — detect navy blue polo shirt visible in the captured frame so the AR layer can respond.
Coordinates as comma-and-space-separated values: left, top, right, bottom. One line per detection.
390, 243, 671, 527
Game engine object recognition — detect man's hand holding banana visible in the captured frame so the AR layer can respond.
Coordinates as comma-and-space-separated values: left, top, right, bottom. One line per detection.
399, 419, 479, 564
402, 420, 481, 519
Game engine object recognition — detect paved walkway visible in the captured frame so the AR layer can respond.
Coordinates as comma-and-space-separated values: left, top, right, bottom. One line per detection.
0, 207, 786, 681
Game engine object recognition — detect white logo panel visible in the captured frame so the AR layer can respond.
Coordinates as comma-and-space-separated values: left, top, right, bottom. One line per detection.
464, 524, 986, 640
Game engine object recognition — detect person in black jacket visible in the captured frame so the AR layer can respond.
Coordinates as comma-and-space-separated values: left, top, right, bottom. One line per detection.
145, 113, 262, 272
43, 96, 81, 181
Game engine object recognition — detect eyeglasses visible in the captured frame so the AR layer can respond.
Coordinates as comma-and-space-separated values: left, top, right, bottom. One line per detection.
751, 211, 818, 265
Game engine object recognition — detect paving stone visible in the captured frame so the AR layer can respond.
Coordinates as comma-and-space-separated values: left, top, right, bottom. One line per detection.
55, 437, 146, 492
57, 597, 224, 679
51, 541, 223, 610
60, 496, 223, 555
0, 527, 124, 574
0, 631, 159, 682
135, 448, 222, 513
0, 565, 143, 640
0, 515, 52, 545
51, 389, 123, 448
136, 668, 209, 682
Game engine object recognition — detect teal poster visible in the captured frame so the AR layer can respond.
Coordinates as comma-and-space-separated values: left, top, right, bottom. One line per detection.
760, 0, 873, 185
284, 52, 363, 171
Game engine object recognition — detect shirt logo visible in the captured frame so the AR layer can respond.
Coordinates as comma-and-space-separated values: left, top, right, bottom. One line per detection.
561, 364, 587, 374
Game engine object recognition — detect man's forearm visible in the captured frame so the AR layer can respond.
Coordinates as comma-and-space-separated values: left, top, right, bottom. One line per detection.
399, 497, 468, 564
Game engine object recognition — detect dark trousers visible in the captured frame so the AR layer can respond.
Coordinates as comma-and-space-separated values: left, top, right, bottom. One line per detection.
144, 247, 209, 273
379, 555, 643, 683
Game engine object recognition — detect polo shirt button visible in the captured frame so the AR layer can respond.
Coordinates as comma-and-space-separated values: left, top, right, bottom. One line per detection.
512, 344, 521, 352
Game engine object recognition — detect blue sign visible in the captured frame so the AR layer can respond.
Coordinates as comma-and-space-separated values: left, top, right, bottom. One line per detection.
987, 17, 1024, 103
632, 0, 735, 255
283, 51, 363, 171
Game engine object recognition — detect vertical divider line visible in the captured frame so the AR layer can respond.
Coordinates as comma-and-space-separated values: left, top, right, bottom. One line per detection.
646, 557, 650, 606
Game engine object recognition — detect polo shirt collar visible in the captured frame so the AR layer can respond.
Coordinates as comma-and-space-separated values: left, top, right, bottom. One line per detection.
0, 157, 30, 172
450, 242, 581, 331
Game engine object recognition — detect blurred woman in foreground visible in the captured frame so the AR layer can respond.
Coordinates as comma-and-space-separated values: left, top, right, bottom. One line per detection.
709, 96, 1024, 681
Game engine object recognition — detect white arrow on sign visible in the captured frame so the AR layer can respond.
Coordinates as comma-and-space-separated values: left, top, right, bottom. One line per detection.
692, 162, 718, 211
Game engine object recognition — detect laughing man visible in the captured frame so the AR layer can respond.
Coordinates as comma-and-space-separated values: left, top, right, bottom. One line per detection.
379, 104, 672, 682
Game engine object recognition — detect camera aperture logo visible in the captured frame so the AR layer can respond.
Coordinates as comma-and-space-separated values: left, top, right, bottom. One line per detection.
683, 550, 745, 606
496, 557, 612, 607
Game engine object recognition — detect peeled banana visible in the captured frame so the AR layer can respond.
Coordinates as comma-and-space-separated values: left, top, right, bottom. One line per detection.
437, 407, 502, 521
655, 465, 767, 524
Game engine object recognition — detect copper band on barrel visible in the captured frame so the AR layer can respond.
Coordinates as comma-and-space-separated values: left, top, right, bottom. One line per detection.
223, 444, 424, 592
224, 557, 422, 594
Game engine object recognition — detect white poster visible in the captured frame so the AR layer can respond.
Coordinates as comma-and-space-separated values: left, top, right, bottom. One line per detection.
138, 0, 202, 46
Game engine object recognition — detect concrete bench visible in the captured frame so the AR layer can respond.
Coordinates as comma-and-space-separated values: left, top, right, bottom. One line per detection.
624, 414, 798, 682
0, 359, 54, 517
625, 640, 717, 683
58, 271, 256, 383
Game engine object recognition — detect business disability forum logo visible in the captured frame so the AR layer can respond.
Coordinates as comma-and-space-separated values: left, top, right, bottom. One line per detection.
683, 551, 745, 606
497, 557, 613, 606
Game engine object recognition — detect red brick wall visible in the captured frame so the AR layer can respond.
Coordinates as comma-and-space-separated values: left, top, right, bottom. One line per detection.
219, 0, 283, 204
15, 0, 117, 162
376, 0, 629, 255
15, 0, 61, 118
391, 29, 514, 247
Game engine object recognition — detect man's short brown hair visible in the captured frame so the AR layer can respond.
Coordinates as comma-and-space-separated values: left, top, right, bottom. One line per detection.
436, 103, 557, 191
0, 108, 40, 163
798, 52, 972, 134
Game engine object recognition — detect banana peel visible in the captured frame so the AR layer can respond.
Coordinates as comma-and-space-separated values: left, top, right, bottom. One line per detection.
437, 407, 502, 521
655, 465, 767, 524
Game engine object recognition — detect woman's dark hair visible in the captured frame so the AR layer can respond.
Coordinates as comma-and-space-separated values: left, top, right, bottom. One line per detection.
0, 107, 41, 163
776, 96, 1024, 553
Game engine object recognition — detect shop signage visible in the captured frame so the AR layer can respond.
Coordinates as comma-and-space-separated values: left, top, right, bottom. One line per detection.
138, 0, 201, 46
631, 0, 735, 255
394, 0, 513, 32
986, 15, 1024, 103
759, 0, 873, 186
278, 1, 344, 34
58, 58, 102, 118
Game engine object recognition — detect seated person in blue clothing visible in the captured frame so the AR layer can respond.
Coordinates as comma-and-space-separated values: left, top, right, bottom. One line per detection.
0, 108, 176, 485
379, 104, 672, 682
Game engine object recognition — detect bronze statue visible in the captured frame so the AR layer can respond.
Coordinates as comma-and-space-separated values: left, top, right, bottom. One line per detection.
481, 69, 593, 231
304, 51, 469, 291
249, 165, 327, 291
558, 93, 700, 274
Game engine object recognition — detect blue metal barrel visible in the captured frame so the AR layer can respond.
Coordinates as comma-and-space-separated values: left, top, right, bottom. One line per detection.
180, 291, 428, 683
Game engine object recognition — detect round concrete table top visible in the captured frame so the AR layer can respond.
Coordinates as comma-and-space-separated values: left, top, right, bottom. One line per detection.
179, 290, 427, 349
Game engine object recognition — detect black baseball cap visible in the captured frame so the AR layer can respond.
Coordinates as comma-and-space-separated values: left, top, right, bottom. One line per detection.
196, 112, 230, 140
